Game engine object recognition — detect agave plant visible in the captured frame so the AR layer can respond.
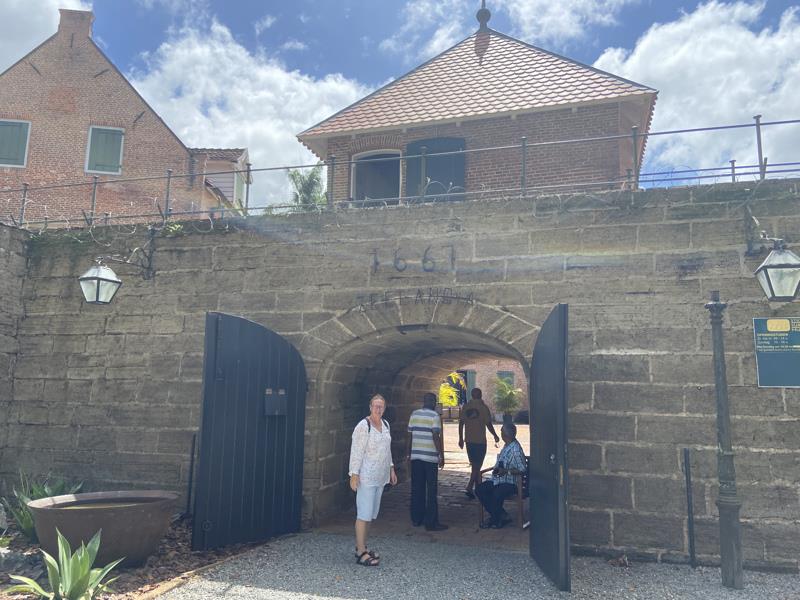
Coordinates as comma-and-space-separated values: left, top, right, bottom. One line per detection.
6, 529, 123, 600
1, 471, 83, 542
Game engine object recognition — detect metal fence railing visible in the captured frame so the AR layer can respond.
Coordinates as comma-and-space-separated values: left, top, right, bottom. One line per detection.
1, 115, 798, 230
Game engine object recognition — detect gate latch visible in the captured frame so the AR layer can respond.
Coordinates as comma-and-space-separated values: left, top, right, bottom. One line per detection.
264, 387, 288, 417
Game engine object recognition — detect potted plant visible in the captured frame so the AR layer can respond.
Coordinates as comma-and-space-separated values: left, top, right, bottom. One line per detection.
494, 376, 523, 425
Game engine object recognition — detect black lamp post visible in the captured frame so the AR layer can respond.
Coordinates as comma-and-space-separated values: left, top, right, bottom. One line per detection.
754, 238, 800, 302
705, 291, 743, 589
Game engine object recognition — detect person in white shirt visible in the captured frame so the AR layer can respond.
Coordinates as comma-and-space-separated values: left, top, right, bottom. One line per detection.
348, 394, 397, 566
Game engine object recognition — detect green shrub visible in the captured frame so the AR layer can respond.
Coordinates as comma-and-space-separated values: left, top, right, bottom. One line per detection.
6, 529, 122, 600
1, 471, 83, 543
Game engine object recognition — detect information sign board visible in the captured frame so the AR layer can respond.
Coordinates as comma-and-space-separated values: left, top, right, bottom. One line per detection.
753, 318, 800, 388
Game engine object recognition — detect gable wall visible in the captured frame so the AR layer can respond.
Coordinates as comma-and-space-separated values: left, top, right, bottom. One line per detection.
325, 102, 623, 203
0, 26, 209, 224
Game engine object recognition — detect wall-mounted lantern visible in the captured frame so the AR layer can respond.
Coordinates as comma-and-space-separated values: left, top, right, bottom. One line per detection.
79, 260, 122, 305
754, 238, 800, 302
78, 226, 156, 305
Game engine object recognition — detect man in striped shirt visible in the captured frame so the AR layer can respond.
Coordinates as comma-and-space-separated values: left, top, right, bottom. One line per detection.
407, 392, 447, 531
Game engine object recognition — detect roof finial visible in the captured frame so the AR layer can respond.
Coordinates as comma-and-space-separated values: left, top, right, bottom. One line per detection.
476, 1, 491, 31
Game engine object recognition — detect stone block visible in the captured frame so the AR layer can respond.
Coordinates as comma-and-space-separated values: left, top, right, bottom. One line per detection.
475, 233, 530, 258
530, 228, 582, 254
117, 429, 159, 453
157, 429, 196, 455
568, 381, 592, 410
154, 247, 212, 271
613, 513, 684, 551
606, 444, 679, 476
691, 220, 747, 249
594, 383, 683, 414
569, 355, 650, 383
77, 427, 117, 451
651, 354, 739, 386
570, 509, 611, 545
733, 418, 800, 450
637, 223, 691, 251
179, 354, 204, 382
568, 442, 602, 471
580, 225, 638, 253
637, 416, 715, 445
454, 260, 504, 284
595, 328, 697, 353
633, 477, 706, 516
505, 256, 565, 282
654, 251, 741, 279
570, 473, 632, 509
569, 412, 635, 442
565, 254, 654, 279
693, 518, 765, 561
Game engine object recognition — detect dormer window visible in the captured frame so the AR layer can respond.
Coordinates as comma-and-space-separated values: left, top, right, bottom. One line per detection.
351, 150, 401, 201
86, 126, 124, 174
0, 120, 31, 168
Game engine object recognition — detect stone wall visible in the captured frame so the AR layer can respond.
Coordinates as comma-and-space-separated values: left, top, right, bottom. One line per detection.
0, 224, 27, 477
3, 179, 800, 570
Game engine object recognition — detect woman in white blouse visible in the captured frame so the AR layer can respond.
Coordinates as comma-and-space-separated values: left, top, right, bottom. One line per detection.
348, 393, 397, 566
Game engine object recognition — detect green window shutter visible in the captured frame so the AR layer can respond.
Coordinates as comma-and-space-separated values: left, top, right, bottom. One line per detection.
88, 128, 123, 173
0, 121, 30, 166
497, 371, 515, 385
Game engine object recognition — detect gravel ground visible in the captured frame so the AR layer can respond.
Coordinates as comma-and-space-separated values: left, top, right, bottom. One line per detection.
158, 532, 799, 600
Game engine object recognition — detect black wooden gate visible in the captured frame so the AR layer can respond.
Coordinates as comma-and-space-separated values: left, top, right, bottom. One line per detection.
192, 312, 306, 550
529, 303, 571, 591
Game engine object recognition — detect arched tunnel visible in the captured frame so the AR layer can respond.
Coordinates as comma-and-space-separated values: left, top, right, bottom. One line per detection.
307, 323, 531, 522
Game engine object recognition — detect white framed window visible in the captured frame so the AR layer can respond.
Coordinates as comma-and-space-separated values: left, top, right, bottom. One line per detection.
350, 149, 401, 201
0, 119, 31, 168
85, 126, 125, 174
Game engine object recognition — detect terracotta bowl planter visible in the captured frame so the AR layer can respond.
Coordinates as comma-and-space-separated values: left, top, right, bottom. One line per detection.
28, 490, 179, 567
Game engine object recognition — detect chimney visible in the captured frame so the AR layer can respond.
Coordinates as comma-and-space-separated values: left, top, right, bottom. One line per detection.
58, 9, 95, 38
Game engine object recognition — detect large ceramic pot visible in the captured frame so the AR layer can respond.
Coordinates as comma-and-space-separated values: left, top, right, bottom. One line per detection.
28, 490, 178, 567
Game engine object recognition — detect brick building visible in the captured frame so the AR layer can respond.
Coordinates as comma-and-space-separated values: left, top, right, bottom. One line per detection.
0, 9, 244, 225
298, 8, 656, 204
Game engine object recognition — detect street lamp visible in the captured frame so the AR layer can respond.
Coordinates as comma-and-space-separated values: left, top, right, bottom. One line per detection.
705, 291, 743, 589
78, 260, 122, 305
754, 238, 800, 302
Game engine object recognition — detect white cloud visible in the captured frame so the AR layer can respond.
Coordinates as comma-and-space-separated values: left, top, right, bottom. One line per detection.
381, 0, 638, 62
129, 20, 370, 206
280, 39, 308, 52
379, 0, 472, 63
495, 0, 638, 46
594, 1, 800, 175
254, 14, 276, 37
0, 0, 91, 73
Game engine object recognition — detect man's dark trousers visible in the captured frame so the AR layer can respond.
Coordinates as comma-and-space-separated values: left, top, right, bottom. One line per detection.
476, 480, 517, 523
410, 459, 439, 528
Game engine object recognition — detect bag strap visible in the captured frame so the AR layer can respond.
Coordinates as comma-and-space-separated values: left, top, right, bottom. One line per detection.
364, 417, 389, 432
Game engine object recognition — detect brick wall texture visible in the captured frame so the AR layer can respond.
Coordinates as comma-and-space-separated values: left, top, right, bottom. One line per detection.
324, 102, 628, 203
1, 179, 799, 570
0, 11, 211, 225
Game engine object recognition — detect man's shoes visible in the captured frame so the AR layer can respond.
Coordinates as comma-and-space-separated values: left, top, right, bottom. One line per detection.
425, 523, 449, 531
479, 518, 495, 529
464, 490, 475, 500
494, 516, 513, 529
411, 521, 423, 527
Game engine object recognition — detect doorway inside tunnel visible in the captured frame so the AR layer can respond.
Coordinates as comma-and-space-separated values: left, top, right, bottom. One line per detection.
311, 306, 570, 591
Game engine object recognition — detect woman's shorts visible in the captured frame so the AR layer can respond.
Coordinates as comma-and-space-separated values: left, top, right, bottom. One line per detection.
356, 484, 384, 522
466, 442, 487, 467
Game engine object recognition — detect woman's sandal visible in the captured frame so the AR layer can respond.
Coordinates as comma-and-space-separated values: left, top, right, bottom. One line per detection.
354, 547, 380, 560
356, 551, 379, 566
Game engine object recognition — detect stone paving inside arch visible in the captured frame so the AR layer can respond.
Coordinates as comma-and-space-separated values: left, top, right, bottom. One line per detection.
315, 422, 531, 552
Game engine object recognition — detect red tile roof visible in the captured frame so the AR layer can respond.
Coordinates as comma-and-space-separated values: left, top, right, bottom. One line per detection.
299, 29, 656, 147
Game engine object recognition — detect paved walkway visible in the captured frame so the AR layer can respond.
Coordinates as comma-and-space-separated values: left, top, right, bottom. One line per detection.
159, 531, 800, 599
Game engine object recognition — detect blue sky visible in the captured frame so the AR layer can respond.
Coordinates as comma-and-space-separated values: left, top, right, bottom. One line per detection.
1, 1, 799, 203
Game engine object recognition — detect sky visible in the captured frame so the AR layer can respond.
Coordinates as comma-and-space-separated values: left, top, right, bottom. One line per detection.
1, 0, 798, 205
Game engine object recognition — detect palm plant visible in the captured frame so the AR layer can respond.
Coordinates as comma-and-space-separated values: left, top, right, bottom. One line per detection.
494, 376, 523, 421
288, 162, 326, 207
7, 529, 122, 600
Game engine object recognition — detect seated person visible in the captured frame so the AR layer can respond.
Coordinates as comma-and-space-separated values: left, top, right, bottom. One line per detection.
476, 423, 526, 529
